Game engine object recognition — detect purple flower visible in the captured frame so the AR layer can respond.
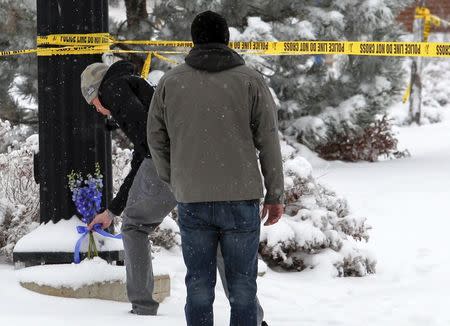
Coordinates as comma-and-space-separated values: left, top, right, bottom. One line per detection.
68, 164, 103, 224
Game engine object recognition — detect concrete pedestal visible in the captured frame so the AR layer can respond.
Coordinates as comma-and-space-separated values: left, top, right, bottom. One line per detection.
20, 274, 170, 303
16, 256, 171, 303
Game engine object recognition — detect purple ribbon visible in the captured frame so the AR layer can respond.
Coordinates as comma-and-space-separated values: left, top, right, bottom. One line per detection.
74, 224, 123, 264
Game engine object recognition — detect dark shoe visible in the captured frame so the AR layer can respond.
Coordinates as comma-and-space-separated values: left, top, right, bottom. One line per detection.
262, 322, 268, 326
129, 309, 157, 316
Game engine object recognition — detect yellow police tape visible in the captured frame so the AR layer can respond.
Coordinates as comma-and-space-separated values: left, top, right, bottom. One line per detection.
33, 32, 450, 58
402, 84, 412, 104
141, 52, 152, 79
415, 7, 442, 42
0, 48, 38, 56
0, 33, 449, 58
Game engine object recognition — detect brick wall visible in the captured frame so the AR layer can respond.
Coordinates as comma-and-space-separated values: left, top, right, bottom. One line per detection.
398, 0, 450, 32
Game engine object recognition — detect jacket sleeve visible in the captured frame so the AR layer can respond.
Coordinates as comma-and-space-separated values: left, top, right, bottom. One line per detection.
101, 78, 149, 150
250, 75, 284, 205
147, 81, 171, 185
108, 152, 143, 216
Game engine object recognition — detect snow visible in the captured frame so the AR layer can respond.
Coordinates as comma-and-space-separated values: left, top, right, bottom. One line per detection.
284, 156, 313, 179
295, 20, 316, 40
147, 70, 165, 86
2, 119, 450, 325
8, 76, 38, 111
260, 218, 295, 247
14, 216, 123, 253
321, 94, 367, 127
258, 259, 268, 276
230, 17, 276, 42
16, 257, 167, 290
158, 214, 179, 233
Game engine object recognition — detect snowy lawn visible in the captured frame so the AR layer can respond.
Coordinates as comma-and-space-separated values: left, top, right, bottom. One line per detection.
1, 121, 450, 326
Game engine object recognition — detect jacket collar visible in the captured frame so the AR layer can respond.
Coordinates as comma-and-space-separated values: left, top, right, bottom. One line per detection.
185, 43, 245, 72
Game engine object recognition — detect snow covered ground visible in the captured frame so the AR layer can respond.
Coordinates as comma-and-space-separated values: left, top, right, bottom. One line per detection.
1, 120, 450, 325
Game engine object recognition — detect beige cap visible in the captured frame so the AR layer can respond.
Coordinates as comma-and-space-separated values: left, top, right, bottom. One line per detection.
80, 63, 109, 104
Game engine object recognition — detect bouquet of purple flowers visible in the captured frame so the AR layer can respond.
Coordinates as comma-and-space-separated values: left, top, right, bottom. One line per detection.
68, 163, 103, 260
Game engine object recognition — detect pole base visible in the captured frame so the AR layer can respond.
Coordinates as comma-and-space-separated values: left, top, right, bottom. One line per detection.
13, 216, 124, 267
13, 250, 124, 268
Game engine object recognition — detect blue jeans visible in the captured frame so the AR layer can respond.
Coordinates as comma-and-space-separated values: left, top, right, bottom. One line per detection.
178, 200, 261, 326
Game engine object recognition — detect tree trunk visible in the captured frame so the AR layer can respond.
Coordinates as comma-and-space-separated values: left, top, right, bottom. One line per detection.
124, 0, 148, 32
408, 0, 426, 125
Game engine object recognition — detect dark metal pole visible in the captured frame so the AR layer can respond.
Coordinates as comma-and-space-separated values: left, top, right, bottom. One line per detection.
37, 0, 112, 224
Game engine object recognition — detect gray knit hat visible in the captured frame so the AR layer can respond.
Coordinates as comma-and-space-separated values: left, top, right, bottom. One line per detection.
80, 63, 109, 104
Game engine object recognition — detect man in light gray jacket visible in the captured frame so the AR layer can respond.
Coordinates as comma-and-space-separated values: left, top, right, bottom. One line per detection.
148, 11, 284, 326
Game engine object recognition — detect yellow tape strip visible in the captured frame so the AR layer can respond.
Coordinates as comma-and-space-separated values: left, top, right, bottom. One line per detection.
44, 40, 450, 58
241, 41, 450, 57
29, 41, 450, 57
37, 33, 112, 46
402, 83, 412, 104
415, 7, 443, 42
152, 52, 180, 65
37, 45, 111, 56
117, 40, 194, 48
36, 34, 193, 48
141, 52, 152, 79
0, 48, 37, 56
3, 33, 450, 58
33, 34, 450, 57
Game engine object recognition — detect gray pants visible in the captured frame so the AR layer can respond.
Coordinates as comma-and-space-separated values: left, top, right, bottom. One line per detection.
121, 158, 264, 322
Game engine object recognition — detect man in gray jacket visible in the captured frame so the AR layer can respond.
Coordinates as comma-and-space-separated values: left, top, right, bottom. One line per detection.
148, 11, 284, 326
81, 59, 267, 323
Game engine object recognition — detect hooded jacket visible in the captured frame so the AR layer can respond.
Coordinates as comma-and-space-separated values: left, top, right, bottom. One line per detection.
148, 43, 284, 204
98, 60, 154, 215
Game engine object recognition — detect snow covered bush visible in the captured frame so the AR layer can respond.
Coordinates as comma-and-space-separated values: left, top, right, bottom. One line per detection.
315, 115, 409, 162
0, 133, 39, 260
259, 137, 376, 276
150, 213, 181, 250
0, 119, 33, 153
419, 59, 450, 124
111, 141, 133, 202
0, 0, 37, 123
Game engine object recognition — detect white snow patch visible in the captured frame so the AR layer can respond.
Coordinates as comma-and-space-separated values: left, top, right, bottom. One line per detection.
258, 259, 268, 276
284, 156, 313, 179
8, 76, 38, 111
14, 216, 123, 253
16, 257, 125, 289
159, 215, 179, 233
16, 256, 168, 290
147, 70, 165, 86
260, 218, 295, 247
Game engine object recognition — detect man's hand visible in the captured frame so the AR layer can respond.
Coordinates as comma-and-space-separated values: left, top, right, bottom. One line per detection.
260, 204, 284, 226
88, 210, 113, 230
